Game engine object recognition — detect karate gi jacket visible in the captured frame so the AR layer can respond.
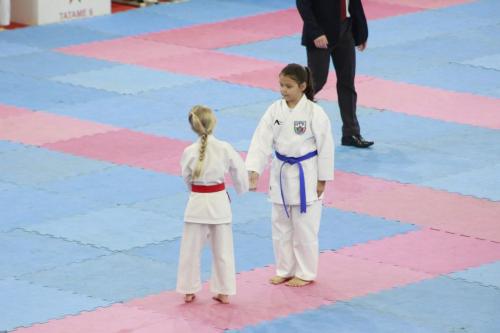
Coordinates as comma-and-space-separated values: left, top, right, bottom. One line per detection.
181, 135, 248, 224
246, 95, 334, 206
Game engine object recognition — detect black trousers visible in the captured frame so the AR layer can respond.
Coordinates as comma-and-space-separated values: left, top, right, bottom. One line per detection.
307, 19, 360, 137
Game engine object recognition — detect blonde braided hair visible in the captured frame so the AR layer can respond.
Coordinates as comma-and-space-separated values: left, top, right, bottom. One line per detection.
188, 105, 216, 179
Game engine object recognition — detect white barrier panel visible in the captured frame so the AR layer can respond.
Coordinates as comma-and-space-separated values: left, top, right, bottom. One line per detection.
12, 0, 111, 25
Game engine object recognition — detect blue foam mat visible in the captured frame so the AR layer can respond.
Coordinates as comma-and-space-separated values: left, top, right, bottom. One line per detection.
45, 95, 188, 128
421, 163, 500, 201
142, 0, 272, 25
0, 185, 110, 232
0, 146, 113, 186
380, 61, 500, 98
126, 239, 181, 265
0, 278, 109, 332
65, 9, 196, 36
437, 0, 500, 22
450, 261, 500, 289
217, 101, 270, 120
230, 190, 271, 225
350, 276, 500, 333
346, 104, 500, 162
365, 32, 500, 65
0, 71, 119, 110
0, 51, 116, 79
23, 206, 183, 251
136, 112, 259, 151
232, 204, 417, 250
219, 0, 294, 10
458, 22, 500, 45
229, 301, 443, 333
133, 118, 197, 142
0, 181, 19, 192
0, 40, 40, 58
356, 49, 437, 81
21, 253, 178, 302
462, 53, 500, 71
233, 232, 275, 272
335, 142, 481, 185
219, 35, 306, 64
0, 140, 27, 154
368, 7, 497, 49
37, 166, 185, 206
130, 191, 189, 216
52, 65, 201, 95
0, 23, 119, 49
126, 229, 275, 275
319, 208, 417, 251
138, 79, 277, 112
0, 229, 110, 280
126, 239, 213, 283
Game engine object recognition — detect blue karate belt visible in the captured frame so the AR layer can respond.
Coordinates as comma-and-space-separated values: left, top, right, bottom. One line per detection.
275, 150, 318, 218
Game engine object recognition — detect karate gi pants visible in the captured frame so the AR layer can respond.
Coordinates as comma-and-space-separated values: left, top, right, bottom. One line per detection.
176, 222, 236, 295
272, 200, 322, 281
0, 0, 10, 26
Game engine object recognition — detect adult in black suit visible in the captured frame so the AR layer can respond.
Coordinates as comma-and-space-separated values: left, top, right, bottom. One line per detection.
297, 0, 374, 148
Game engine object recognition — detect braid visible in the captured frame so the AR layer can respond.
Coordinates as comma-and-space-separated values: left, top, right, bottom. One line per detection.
193, 133, 208, 179
188, 105, 216, 180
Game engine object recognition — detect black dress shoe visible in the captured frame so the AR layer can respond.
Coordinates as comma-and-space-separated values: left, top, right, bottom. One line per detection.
341, 135, 374, 148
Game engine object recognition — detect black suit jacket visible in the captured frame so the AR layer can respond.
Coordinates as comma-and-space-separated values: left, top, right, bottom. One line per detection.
296, 0, 368, 47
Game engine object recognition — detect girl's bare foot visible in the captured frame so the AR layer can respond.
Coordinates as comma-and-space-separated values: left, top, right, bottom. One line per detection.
184, 294, 196, 303
269, 275, 293, 285
285, 277, 313, 287
212, 294, 229, 304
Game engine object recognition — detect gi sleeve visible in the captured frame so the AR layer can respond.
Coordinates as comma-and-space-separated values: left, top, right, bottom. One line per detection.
180, 147, 193, 189
312, 105, 334, 181
227, 144, 249, 195
245, 106, 275, 175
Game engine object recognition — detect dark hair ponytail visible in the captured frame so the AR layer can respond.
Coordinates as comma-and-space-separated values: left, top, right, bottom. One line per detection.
303, 66, 315, 102
280, 63, 315, 102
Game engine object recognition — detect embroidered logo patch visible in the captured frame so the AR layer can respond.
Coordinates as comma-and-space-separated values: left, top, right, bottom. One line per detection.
294, 121, 306, 135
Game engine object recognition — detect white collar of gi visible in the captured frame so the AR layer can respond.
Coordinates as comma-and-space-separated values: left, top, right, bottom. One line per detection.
283, 94, 308, 111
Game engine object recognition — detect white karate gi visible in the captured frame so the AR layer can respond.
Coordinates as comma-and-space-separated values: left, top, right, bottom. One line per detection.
246, 95, 334, 281
0, 0, 10, 27
177, 135, 248, 296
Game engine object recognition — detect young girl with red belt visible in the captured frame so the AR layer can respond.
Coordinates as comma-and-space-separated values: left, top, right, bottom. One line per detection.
177, 105, 248, 304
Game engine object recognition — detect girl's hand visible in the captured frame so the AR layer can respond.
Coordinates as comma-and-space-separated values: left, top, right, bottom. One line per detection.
249, 171, 259, 191
317, 180, 326, 198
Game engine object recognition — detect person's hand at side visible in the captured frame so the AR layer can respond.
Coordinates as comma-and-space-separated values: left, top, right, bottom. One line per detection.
317, 180, 326, 198
314, 35, 329, 49
357, 41, 367, 52
249, 171, 259, 191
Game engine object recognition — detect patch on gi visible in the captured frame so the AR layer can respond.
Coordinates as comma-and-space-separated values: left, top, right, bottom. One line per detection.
294, 121, 307, 135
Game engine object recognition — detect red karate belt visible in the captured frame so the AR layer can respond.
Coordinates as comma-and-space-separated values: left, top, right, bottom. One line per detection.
191, 183, 226, 193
